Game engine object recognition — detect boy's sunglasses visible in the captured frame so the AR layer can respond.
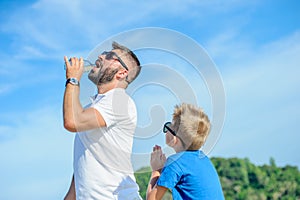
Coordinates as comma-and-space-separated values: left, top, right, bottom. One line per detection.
163, 122, 176, 136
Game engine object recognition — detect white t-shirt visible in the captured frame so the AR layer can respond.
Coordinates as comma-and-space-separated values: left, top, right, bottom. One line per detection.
73, 88, 141, 200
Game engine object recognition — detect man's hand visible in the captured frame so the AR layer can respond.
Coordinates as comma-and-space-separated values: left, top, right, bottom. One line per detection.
150, 145, 166, 172
64, 56, 84, 80
63, 56, 106, 132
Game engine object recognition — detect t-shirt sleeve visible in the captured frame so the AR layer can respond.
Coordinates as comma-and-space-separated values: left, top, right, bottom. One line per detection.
157, 158, 182, 189
91, 95, 116, 128
91, 91, 136, 128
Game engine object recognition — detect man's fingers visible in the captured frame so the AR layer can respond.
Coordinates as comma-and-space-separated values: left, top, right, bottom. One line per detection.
64, 56, 68, 62
64, 56, 70, 67
73, 57, 78, 66
66, 57, 83, 68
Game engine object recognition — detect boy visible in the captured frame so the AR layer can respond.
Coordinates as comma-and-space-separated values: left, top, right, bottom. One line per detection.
147, 103, 224, 200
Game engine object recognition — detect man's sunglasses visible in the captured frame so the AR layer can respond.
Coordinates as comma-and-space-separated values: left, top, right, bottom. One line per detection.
101, 51, 129, 71
163, 122, 176, 136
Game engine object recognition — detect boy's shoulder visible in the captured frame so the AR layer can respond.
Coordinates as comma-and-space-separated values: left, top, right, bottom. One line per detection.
166, 150, 207, 165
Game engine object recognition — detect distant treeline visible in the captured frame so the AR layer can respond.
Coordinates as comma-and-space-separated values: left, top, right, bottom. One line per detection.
134, 157, 300, 200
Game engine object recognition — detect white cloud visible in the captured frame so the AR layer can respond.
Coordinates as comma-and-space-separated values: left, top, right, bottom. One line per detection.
1, 0, 262, 60
0, 106, 74, 200
210, 30, 300, 167
223, 31, 300, 98
0, 84, 16, 95
0, 2, 299, 199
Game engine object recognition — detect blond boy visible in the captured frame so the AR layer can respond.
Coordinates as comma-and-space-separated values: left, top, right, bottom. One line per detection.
147, 103, 224, 200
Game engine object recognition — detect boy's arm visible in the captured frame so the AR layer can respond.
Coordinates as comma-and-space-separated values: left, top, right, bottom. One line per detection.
146, 170, 168, 200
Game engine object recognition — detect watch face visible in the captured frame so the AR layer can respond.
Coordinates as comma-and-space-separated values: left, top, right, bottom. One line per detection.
66, 78, 79, 86
71, 78, 79, 85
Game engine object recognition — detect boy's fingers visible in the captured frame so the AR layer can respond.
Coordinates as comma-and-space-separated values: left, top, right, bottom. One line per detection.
162, 154, 166, 161
153, 145, 160, 151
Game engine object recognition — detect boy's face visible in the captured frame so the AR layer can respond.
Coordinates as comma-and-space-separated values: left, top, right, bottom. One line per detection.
165, 123, 176, 147
165, 131, 174, 147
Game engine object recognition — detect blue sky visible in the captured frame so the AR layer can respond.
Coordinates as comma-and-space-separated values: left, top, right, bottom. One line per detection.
0, 0, 299, 199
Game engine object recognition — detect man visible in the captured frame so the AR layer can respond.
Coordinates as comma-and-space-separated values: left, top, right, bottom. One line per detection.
63, 41, 142, 199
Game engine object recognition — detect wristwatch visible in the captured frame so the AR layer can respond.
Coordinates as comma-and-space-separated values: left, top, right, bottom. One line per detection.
65, 78, 80, 87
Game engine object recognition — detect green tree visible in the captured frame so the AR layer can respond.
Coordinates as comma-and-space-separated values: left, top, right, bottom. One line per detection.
135, 157, 300, 200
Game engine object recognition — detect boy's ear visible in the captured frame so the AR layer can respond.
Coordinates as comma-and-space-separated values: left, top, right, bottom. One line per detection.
174, 136, 181, 145
174, 136, 186, 149
168, 135, 177, 148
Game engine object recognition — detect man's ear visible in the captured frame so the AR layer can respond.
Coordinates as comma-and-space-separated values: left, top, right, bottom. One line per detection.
116, 69, 128, 80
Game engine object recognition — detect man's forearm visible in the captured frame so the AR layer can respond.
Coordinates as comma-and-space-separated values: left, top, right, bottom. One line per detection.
63, 84, 83, 132
64, 175, 76, 200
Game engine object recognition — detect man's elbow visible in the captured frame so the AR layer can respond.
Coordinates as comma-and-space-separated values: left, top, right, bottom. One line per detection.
64, 119, 77, 132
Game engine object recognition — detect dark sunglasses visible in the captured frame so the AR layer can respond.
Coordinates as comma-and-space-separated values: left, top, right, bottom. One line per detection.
163, 122, 176, 136
101, 51, 129, 71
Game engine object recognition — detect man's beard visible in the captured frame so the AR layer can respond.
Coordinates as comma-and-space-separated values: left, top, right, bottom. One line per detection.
88, 67, 119, 85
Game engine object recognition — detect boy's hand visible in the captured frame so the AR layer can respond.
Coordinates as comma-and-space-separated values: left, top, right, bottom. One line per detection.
150, 145, 166, 171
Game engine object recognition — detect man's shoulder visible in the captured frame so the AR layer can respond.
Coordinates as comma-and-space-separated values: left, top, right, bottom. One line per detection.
105, 88, 133, 101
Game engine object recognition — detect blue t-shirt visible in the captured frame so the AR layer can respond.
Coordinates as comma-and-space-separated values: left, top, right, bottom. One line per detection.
157, 150, 224, 200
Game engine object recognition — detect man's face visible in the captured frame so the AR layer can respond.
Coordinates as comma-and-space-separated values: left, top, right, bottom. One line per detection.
88, 50, 122, 85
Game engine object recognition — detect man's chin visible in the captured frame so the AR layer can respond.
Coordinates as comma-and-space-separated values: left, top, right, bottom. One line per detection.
89, 68, 98, 73
88, 73, 100, 85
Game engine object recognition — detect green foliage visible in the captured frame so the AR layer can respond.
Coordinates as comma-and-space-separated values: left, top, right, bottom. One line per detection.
134, 167, 151, 199
135, 157, 300, 200
211, 157, 300, 200
134, 167, 172, 200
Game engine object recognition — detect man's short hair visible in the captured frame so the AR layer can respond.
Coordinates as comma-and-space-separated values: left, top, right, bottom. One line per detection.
112, 41, 141, 84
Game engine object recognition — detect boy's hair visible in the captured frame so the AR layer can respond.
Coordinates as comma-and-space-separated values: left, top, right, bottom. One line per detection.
112, 41, 141, 84
172, 103, 211, 150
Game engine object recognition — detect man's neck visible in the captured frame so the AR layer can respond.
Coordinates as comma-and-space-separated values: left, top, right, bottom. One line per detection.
97, 82, 126, 94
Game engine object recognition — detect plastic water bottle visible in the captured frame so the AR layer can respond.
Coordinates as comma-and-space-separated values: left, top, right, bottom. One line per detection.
64, 59, 96, 72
